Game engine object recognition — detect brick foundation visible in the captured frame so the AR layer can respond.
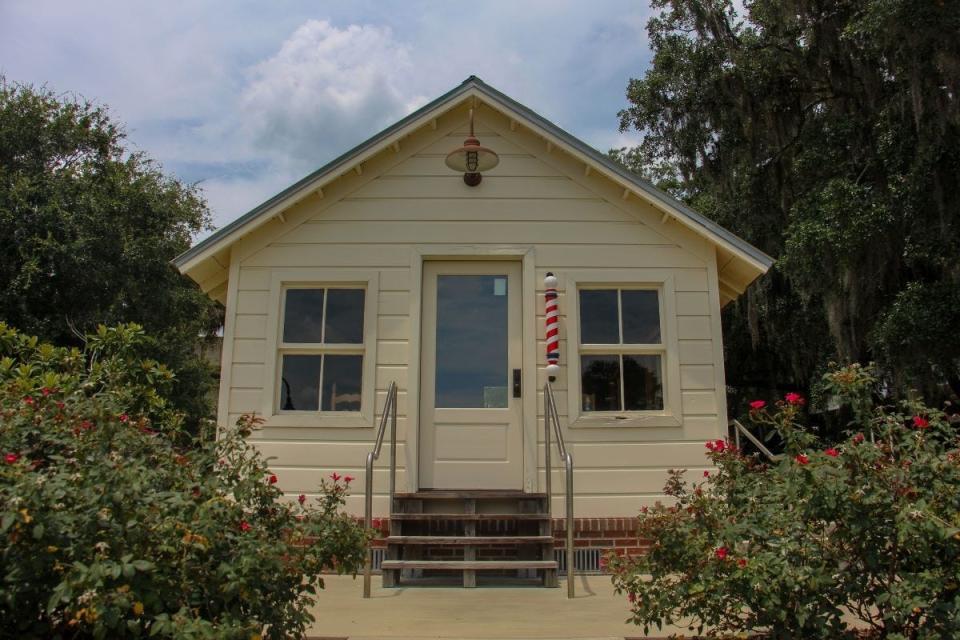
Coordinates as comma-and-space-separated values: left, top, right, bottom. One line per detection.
366, 516, 649, 559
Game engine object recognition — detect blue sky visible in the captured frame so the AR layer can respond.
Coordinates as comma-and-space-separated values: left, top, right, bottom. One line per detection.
0, 1, 653, 233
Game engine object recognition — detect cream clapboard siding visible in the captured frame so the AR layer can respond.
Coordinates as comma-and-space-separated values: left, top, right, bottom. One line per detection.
221, 114, 725, 517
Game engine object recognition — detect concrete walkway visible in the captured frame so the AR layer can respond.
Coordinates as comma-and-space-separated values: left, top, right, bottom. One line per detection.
306, 575, 687, 639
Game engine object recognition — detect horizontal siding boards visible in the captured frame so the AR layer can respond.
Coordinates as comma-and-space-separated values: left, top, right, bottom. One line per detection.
539, 468, 699, 495
682, 391, 718, 415
358, 175, 597, 200
320, 198, 633, 223
550, 495, 673, 518
279, 220, 675, 247
234, 315, 267, 339
680, 365, 715, 390
220, 116, 728, 520
269, 467, 407, 494
539, 441, 710, 468
254, 441, 406, 467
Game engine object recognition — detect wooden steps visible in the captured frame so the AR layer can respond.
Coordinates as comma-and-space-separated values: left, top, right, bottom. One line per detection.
386, 535, 553, 545
381, 560, 556, 570
383, 489, 558, 589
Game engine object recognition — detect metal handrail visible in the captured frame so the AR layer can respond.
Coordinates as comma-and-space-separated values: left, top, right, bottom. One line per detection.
363, 381, 398, 598
544, 382, 575, 598
729, 419, 782, 463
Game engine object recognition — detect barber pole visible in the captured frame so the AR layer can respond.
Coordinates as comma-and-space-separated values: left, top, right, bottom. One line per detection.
544, 272, 560, 381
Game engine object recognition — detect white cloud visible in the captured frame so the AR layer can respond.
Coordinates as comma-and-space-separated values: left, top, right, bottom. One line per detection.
238, 20, 426, 167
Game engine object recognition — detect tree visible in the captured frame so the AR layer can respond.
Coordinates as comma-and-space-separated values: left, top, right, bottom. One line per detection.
0, 78, 222, 429
614, 0, 960, 408
0, 323, 369, 638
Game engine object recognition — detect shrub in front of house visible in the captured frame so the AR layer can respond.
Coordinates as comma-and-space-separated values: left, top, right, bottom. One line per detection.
0, 323, 369, 639
608, 365, 960, 639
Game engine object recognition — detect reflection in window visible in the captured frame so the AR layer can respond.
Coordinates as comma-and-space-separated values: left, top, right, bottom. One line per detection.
435, 275, 509, 408
279, 287, 365, 412
579, 288, 664, 413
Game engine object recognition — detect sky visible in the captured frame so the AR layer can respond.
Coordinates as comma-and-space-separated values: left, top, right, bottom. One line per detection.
0, 1, 653, 235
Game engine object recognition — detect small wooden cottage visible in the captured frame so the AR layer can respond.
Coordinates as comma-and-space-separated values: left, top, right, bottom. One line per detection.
176, 77, 771, 588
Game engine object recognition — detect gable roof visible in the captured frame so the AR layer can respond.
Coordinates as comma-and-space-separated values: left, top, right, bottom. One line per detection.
175, 76, 773, 303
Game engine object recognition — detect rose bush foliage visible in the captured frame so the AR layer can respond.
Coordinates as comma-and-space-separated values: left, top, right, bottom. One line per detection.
0, 323, 369, 638
609, 365, 960, 639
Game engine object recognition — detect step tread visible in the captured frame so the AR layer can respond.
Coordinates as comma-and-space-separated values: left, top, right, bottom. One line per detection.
394, 490, 547, 500
386, 535, 554, 545
380, 560, 558, 570
390, 513, 550, 521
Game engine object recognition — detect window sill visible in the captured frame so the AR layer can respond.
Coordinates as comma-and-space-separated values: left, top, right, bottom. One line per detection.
569, 412, 682, 428
261, 413, 374, 429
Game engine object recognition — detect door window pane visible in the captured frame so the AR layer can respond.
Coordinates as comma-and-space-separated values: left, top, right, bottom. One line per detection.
621, 290, 661, 344
435, 275, 508, 408
623, 354, 663, 410
579, 290, 619, 344
322, 355, 363, 411
280, 355, 321, 411
283, 290, 324, 343
324, 289, 365, 344
581, 355, 620, 411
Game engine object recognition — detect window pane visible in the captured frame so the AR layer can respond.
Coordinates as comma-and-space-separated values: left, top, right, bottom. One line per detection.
435, 275, 508, 408
579, 290, 619, 344
283, 289, 324, 343
324, 288, 365, 344
621, 290, 661, 344
322, 355, 363, 411
280, 355, 321, 411
581, 354, 621, 411
623, 354, 663, 410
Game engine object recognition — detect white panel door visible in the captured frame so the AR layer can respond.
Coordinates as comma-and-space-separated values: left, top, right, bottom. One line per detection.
419, 261, 523, 489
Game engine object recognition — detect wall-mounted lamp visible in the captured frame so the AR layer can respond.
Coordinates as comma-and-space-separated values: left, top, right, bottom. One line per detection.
445, 108, 499, 186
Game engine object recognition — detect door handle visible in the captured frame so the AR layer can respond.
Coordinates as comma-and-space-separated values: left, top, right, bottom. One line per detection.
513, 369, 522, 398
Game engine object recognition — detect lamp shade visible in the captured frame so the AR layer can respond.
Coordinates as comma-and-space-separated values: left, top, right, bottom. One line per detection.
444, 136, 500, 173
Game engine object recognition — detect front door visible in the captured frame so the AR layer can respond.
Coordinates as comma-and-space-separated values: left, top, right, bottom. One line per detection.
419, 261, 523, 489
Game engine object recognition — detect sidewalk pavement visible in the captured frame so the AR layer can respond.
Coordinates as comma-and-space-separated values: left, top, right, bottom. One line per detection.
306, 574, 688, 639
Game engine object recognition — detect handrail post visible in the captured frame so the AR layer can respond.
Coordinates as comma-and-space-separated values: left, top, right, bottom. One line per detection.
544, 383, 552, 516
565, 453, 574, 599
363, 450, 375, 598
389, 385, 397, 499
362, 381, 397, 599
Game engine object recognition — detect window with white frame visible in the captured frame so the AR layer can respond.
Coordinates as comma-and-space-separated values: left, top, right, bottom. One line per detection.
278, 287, 365, 412
578, 288, 664, 412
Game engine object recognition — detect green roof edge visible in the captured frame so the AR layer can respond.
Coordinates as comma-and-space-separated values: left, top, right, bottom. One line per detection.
174, 75, 774, 271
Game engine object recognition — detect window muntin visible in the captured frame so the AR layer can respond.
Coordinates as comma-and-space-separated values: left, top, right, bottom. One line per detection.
278, 287, 364, 412
579, 288, 664, 412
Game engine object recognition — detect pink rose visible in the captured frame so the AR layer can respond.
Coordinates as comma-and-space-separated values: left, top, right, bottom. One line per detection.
749, 400, 766, 411
785, 392, 805, 406
795, 454, 809, 465
824, 448, 839, 458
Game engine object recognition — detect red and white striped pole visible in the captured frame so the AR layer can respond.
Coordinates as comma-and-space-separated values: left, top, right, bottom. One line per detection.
544, 272, 560, 381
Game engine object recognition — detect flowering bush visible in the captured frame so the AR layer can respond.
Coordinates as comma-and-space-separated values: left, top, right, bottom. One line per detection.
0, 323, 369, 638
608, 365, 960, 639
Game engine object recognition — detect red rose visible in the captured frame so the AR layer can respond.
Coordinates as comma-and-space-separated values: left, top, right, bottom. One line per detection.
627, 592, 636, 603
22, 396, 35, 406
795, 454, 809, 465
41, 387, 53, 396
344, 475, 354, 484
239, 521, 251, 532
5, 453, 19, 464
737, 558, 748, 568
824, 448, 839, 457
852, 433, 865, 444
749, 400, 766, 411
785, 392, 805, 406
912, 416, 930, 429
703, 470, 710, 477
269, 474, 278, 484
119, 414, 130, 423
330, 472, 341, 482
298, 494, 306, 505
715, 546, 729, 560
